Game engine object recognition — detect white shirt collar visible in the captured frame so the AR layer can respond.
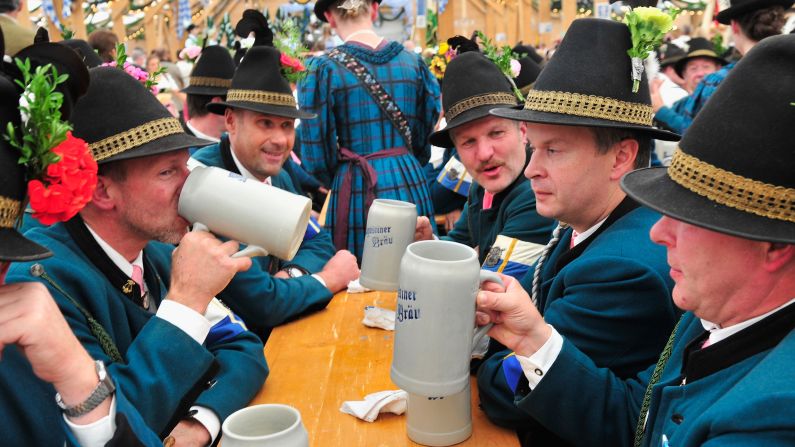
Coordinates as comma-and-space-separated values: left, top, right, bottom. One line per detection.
84, 222, 144, 279
700, 297, 795, 346
571, 218, 607, 248
229, 145, 271, 185
185, 120, 220, 143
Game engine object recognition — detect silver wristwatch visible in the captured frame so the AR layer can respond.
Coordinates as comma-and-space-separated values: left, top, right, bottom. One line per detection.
55, 360, 116, 418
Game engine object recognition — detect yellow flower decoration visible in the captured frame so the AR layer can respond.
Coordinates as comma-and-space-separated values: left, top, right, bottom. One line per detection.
624, 6, 680, 92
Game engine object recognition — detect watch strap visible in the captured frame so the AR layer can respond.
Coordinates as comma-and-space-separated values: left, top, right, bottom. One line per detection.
56, 360, 116, 418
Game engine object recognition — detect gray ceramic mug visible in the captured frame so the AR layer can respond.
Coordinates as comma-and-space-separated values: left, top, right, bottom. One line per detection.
359, 199, 418, 291
221, 404, 309, 447
391, 240, 502, 397
178, 166, 311, 260
406, 382, 472, 446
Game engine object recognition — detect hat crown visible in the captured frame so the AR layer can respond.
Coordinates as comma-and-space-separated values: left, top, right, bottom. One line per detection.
0, 74, 24, 206
684, 37, 719, 56
72, 67, 172, 146
679, 33, 795, 189
532, 18, 652, 104
231, 46, 292, 96
442, 52, 515, 111
190, 45, 235, 79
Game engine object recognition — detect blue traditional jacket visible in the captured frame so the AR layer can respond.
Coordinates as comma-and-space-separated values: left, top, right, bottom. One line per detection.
477, 198, 678, 444
518, 303, 795, 446
444, 172, 555, 281
6, 218, 268, 436
0, 345, 164, 446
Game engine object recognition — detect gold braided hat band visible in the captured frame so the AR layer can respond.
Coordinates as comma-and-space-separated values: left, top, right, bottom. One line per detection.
523, 90, 654, 126
189, 76, 232, 88
668, 148, 795, 223
89, 118, 184, 162
445, 92, 519, 122
226, 89, 297, 108
0, 196, 22, 229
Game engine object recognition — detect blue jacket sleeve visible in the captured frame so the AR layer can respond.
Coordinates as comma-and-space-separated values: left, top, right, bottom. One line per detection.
478, 256, 676, 433
193, 323, 268, 423
218, 258, 332, 336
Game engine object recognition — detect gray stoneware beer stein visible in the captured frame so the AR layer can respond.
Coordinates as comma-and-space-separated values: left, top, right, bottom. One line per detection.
406, 382, 473, 446
178, 166, 311, 260
391, 240, 502, 397
221, 404, 309, 447
359, 199, 418, 291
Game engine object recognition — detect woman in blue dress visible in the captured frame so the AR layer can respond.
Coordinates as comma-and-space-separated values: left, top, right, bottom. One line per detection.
298, 0, 441, 261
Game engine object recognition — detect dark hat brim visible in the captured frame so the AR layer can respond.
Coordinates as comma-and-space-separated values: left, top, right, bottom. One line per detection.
181, 85, 229, 96
429, 103, 521, 148
716, 0, 795, 24
0, 227, 52, 262
489, 106, 680, 141
100, 132, 215, 164
621, 167, 795, 244
206, 100, 316, 120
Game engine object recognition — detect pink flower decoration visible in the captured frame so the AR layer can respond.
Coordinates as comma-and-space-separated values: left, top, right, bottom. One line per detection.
510, 59, 521, 78
180, 45, 202, 61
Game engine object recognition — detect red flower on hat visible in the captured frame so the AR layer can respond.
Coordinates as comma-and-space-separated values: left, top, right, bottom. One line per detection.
280, 53, 305, 74
27, 132, 98, 225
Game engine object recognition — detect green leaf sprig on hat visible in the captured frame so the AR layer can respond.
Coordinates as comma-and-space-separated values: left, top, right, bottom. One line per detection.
475, 31, 524, 101
624, 6, 680, 93
274, 18, 308, 84
4, 59, 70, 178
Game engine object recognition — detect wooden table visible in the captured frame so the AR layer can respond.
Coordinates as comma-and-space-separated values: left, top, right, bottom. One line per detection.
249, 290, 519, 446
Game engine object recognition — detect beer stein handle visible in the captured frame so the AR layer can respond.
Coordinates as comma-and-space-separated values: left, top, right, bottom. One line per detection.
473, 270, 505, 346
191, 222, 270, 258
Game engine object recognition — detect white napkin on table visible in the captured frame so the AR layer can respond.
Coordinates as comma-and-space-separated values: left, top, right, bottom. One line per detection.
340, 390, 408, 422
362, 306, 395, 331
347, 278, 372, 293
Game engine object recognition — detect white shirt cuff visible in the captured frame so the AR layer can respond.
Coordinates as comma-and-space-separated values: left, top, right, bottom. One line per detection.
516, 325, 564, 389
156, 299, 211, 345
311, 273, 327, 288
65, 395, 116, 447
190, 406, 221, 444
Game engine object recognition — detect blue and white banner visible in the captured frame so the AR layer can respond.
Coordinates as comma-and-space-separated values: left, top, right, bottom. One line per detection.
481, 235, 546, 280
41, 0, 61, 28
436, 155, 472, 197
177, 0, 192, 38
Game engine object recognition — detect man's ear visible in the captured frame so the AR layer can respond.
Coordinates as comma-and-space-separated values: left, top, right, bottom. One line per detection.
91, 175, 117, 211
610, 138, 639, 181
224, 108, 237, 134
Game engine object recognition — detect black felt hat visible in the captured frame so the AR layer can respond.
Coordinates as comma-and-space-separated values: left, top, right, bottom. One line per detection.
622, 34, 795, 244
71, 67, 213, 164
10, 41, 90, 121
673, 37, 726, 78
490, 18, 679, 141
716, 0, 794, 24
206, 46, 315, 120
512, 43, 544, 65
181, 45, 235, 96
314, 0, 382, 22
61, 39, 103, 68
659, 43, 686, 68
514, 56, 542, 95
429, 52, 521, 148
0, 31, 51, 261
